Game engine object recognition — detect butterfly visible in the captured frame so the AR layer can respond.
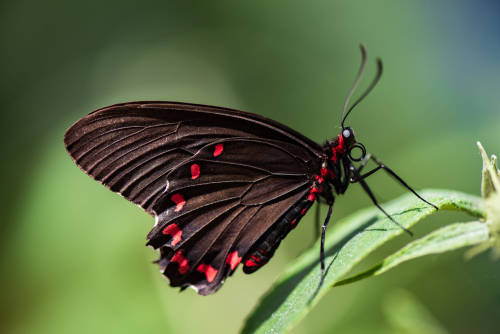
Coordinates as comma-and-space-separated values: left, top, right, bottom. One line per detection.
64, 45, 436, 295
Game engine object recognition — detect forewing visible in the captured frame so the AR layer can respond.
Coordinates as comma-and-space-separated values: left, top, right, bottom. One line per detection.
64, 101, 322, 214
64, 101, 323, 294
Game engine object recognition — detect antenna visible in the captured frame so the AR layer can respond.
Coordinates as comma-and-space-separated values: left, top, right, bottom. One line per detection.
341, 58, 383, 128
340, 44, 367, 129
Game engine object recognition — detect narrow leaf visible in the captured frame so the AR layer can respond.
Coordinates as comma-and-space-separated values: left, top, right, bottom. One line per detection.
334, 221, 489, 286
241, 189, 483, 334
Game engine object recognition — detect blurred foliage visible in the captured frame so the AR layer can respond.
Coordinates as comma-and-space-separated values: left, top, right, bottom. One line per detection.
382, 289, 449, 334
1, 1, 500, 333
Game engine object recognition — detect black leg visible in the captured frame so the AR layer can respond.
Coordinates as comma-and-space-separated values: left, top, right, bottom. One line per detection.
314, 201, 320, 241
320, 203, 334, 283
351, 155, 438, 211
369, 155, 438, 210
350, 165, 414, 236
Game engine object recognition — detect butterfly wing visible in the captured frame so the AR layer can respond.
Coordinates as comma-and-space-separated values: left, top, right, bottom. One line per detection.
64, 101, 323, 294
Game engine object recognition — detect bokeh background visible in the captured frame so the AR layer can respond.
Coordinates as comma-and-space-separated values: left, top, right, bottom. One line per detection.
1, 1, 499, 333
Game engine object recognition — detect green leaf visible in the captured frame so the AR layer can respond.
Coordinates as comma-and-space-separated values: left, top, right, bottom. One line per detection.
334, 221, 489, 286
241, 189, 483, 334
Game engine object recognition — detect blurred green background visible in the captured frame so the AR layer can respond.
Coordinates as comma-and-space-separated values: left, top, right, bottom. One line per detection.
1, 1, 499, 333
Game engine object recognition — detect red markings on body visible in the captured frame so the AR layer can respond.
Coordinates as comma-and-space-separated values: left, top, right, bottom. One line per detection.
301, 207, 307, 215
244, 259, 259, 267
226, 251, 242, 270
197, 263, 218, 282
162, 224, 183, 246
171, 251, 189, 274
213, 143, 224, 157
331, 134, 346, 163
171, 193, 186, 212
314, 174, 325, 184
190, 163, 200, 180
307, 186, 320, 202
291, 219, 297, 228
245, 255, 265, 268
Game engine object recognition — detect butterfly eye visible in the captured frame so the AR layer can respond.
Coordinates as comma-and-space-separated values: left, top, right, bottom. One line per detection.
348, 143, 366, 161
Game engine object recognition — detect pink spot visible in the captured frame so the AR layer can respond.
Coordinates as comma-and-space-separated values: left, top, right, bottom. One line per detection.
171, 193, 186, 212
162, 224, 183, 246
190, 163, 200, 180
301, 207, 307, 215
226, 251, 242, 270
171, 251, 189, 274
213, 143, 224, 157
197, 263, 218, 282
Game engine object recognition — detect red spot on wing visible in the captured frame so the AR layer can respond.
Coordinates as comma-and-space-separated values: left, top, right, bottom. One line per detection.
196, 263, 218, 282
171, 193, 186, 212
301, 207, 307, 215
213, 143, 224, 157
190, 163, 200, 180
162, 224, 183, 246
171, 251, 189, 274
225, 251, 242, 270
291, 219, 297, 228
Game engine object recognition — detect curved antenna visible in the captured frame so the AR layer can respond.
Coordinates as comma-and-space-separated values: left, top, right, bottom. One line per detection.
341, 58, 383, 128
340, 44, 368, 129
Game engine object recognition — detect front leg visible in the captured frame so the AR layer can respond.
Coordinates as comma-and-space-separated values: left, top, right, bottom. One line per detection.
350, 155, 438, 210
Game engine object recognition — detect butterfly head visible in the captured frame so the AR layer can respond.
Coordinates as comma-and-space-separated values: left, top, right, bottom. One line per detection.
326, 127, 366, 163
341, 127, 366, 162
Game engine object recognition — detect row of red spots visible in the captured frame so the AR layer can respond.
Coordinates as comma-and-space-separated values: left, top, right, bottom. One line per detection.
171, 250, 190, 274
162, 224, 183, 246
213, 143, 224, 157
171, 193, 186, 212
190, 163, 200, 180
196, 263, 218, 282
225, 251, 242, 270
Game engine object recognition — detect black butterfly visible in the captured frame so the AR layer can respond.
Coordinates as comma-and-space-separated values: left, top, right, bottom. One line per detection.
64, 45, 436, 295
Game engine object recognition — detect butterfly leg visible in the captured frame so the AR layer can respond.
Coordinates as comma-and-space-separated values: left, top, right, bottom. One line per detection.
314, 201, 321, 242
368, 155, 438, 210
320, 202, 334, 284
351, 154, 437, 210
349, 165, 413, 236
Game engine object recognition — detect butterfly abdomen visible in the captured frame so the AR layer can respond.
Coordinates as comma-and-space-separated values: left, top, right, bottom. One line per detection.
242, 191, 317, 273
